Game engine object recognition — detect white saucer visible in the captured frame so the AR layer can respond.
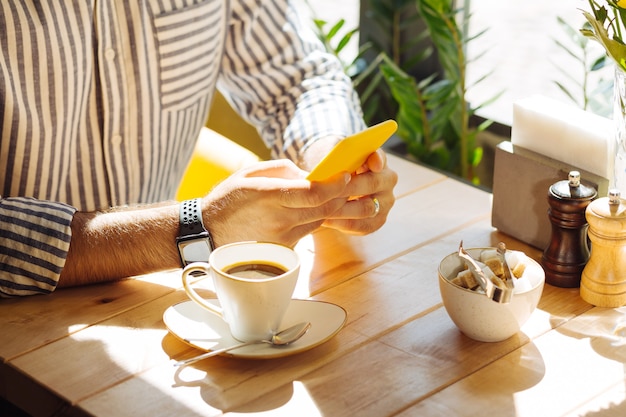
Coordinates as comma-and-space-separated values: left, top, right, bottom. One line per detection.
163, 299, 347, 359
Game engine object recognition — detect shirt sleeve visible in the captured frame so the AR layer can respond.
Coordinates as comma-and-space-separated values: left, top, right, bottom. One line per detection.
0, 197, 76, 297
218, 0, 366, 161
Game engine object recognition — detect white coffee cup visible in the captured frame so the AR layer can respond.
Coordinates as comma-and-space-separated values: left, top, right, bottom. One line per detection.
181, 241, 300, 342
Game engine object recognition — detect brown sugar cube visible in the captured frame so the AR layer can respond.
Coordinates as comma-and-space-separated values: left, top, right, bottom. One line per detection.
451, 276, 466, 288
458, 269, 480, 290
512, 262, 526, 278
483, 257, 504, 278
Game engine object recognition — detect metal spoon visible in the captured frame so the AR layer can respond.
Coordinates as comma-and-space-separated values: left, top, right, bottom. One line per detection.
174, 321, 311, 367
457, 241, 513, 304
496, 242, 516, 298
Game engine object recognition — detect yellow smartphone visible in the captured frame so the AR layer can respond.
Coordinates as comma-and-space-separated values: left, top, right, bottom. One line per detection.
306, 119, 398, 181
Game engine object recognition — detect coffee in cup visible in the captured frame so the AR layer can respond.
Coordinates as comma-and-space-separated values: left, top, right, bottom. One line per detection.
223, 261, 288, 279
181, 241, 300, 342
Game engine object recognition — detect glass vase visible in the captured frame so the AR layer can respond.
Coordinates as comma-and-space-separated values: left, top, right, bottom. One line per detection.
613, 66, 626, 195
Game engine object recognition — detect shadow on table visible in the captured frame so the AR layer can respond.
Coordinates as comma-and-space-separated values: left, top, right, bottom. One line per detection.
172, 361, 295, 412
0, 397, 31, 417
166, 328, 343, 414
580, 402, 626, 417
551, 308, 626, 417
389, 307, 547, 415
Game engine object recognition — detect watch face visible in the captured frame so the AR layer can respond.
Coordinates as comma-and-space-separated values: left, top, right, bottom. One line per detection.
179, 240, 212, 264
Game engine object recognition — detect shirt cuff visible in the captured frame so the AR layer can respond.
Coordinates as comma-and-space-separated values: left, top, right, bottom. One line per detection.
0, 197, 76, 297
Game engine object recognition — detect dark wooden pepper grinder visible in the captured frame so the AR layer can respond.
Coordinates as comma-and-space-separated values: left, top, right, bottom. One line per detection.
541, 171, 597, 287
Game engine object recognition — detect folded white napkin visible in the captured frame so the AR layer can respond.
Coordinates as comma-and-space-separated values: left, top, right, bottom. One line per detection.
511, 95, 612, 179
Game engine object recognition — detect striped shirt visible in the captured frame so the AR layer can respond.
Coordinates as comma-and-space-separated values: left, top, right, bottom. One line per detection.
0, 0, 365, 297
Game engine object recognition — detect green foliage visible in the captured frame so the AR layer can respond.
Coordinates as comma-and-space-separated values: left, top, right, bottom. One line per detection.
354, 0, 426, 123
311, 17, 360, 76
372, 0, 497, 182
580, 1, 626, 71
309, 0, 498, 182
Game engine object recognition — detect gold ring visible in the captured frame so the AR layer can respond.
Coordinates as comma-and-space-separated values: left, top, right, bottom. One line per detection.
372, 197, 380, 216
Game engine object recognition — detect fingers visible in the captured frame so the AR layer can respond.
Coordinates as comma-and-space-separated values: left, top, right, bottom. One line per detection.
279, 171, 352, 209
322, 195, 392, 234
328, 195, 385, 220
366, 149, 387, 173
230, 159, 352, 208
204, 161, 353, 248
343, 165, 398, 200
356, 148, 387, 175
323, 149, 397, 235
321, 195, 392, 234
211, 195, 347, 248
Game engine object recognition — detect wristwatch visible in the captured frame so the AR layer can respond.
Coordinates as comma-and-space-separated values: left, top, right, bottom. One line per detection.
176, 198, 214, 266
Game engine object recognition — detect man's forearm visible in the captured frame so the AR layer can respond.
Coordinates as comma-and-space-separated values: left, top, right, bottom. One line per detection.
59, 203, 182, 287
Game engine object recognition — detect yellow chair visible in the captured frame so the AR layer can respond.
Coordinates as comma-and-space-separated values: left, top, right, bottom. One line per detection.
205, 92, 270, 161
175, 127, 262, 201
176, 93, 267, 201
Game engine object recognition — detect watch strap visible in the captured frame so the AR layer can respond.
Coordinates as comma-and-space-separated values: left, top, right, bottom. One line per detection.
177, 198, 214, 266
180, 198, 207, 236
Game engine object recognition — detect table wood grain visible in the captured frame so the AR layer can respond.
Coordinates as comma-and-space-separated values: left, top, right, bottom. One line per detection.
2, 154, 624, 417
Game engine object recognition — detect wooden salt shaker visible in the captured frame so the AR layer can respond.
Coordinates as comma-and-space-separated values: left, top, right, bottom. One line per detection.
580, 189, 626, 307
542, 171, 597, 288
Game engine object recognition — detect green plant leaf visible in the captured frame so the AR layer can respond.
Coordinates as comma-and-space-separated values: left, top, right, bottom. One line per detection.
554, 81, 579, 104
581, 10, 626, 71
590, 55, 609, 71
326, 19, 345, 41
336, 29, 358, 54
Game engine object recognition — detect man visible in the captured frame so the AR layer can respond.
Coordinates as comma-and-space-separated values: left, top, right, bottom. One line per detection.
0, 0, 397, 297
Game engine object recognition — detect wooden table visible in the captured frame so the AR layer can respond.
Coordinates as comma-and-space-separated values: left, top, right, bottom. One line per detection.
1, 154, 624, 417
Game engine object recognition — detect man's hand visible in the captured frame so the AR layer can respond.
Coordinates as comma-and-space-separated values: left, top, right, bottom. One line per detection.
322, 149, 398, 234
301, 135, 398, 235
204, 159, 352, 248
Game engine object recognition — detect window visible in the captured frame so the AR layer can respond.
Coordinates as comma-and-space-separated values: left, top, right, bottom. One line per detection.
308, 0, 612, 126
466, 0, 612, 125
